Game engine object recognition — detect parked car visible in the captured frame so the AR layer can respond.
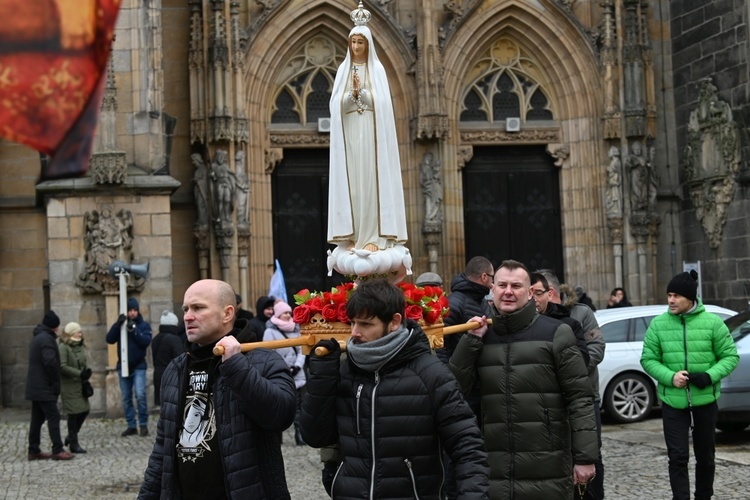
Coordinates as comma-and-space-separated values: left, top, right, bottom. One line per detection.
715, 309, 750, 432
594, 304, 741, 425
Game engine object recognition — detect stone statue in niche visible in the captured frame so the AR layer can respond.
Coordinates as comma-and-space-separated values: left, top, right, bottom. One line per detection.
211, 149, 235, 224
235, 150, 249, 226
76, 208, 142, 294
420, 152, 443, 225
646, 144, 659, 212
191, 153, 210, 227
627, 141, 648, 212
605, 146, 622, 217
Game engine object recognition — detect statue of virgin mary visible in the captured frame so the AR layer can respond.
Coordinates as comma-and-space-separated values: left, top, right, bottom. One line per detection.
326, 2, 411, 280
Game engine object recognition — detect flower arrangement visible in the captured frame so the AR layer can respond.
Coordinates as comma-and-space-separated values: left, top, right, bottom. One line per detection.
292, 281, 449, 326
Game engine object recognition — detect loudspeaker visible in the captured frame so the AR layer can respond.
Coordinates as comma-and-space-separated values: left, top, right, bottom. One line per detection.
108, 260, 150, 279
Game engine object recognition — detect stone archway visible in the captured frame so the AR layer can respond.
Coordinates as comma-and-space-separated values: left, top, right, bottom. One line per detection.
441, 0, 610, 290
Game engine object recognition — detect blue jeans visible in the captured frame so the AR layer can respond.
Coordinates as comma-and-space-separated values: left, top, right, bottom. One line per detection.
119, 367, 148, 429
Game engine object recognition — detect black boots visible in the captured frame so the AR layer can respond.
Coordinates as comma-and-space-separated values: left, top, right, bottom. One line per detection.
67, 434, 87, 454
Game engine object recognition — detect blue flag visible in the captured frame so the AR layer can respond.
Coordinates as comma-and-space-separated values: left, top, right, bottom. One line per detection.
269, 259, 288, 304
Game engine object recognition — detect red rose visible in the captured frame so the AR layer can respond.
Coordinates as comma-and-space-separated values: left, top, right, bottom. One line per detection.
404, 288, 426, 303
322, 291, 332, 303
398, 282, 416, 292
292, 305, 311, 324
438, 295, 449, 310
321, 303, 338, 322
337, 302, 350, 323
423, 307, 441, 324
296, 288, 310, 297
405, 304, 423, 320
330, 290, 348, 305
307, 296, 325, 313
340, 282, 355, 291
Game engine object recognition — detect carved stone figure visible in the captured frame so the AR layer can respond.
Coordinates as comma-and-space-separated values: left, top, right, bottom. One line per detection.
646, 145, 659, 211
235, 150, 249, 226
420, 152, 443, 225
211, 149, 235, 223
627, 141, 648, 212
605, 146, 622, 216
192, 153, 210, 226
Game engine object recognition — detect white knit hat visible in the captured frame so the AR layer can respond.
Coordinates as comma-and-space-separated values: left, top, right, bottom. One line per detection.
160, 310, 179, 326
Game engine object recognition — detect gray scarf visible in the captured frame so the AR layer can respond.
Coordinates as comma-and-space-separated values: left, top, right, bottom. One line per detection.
347, 324, 412, 373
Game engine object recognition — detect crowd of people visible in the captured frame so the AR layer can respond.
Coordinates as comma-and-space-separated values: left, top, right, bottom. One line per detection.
24, 260, 737, 500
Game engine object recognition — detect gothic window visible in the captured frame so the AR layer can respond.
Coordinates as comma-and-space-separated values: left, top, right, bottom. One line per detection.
460, 38, 555, 125
271, 36, 346, 125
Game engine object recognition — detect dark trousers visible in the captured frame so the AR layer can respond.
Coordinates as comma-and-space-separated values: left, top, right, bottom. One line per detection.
662, 401, 718, 500
28, 400, 64, 454
575, 401, 604, 500
67, 411, 89, 442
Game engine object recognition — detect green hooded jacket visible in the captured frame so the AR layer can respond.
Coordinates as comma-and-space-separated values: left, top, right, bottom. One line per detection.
641, 299, 739, 409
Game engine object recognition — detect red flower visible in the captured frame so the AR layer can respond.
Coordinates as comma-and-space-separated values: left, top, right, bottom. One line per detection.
321, 303, 339, 322
397, 282, 416, 292
405, 304, 423, 320
292, 305, 311, 324
307, 296, 325, 313
437, 295, 449, 310
330, 290, 348, 305
336, 302, 349, 323
403, 288, 426, 303
423, 306, 442, 324
339, 282, 356, 291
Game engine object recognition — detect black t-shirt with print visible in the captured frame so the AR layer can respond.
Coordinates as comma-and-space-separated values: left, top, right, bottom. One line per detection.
177, 345, 226, 499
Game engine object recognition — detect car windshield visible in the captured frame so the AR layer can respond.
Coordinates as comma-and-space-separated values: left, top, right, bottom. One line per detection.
725, 310, 750, 341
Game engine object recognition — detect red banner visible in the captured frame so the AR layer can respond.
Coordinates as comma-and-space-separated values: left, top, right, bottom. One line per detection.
0, 0, 121, 178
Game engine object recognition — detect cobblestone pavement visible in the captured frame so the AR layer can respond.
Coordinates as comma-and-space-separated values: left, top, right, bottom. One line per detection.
2, 408, 750, 499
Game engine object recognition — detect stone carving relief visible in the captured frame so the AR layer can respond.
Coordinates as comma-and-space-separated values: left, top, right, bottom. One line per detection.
235, 150, 250, 227
90, 152, 127, 184
420, 152, 443, 231
605, 146, 622, 217
546, 144, 570, 168
626, 140, 648, 212
460, 129, 560, 144
210, 149, 236, 224
683, 78, 741, 248
457, 145, 474, 169
192, 153, 211, 227
265, 148, 284, 174
77, 208, 144, 294
439, 0, 483, 50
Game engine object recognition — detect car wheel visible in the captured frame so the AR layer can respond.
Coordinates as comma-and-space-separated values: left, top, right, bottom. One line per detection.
604, 373, 654, 423
716, 422, 749, 433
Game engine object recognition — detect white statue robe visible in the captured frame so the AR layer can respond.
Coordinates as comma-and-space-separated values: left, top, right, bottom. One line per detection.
327, 26, 408, 250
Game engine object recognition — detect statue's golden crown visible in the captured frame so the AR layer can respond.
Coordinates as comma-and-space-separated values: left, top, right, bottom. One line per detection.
350, 1, 371, 27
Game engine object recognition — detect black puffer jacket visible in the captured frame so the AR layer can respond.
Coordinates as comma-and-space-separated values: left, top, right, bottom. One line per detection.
450, 301, 598, 499
138, 326, 297, 499
437, 273, 491, 363
543, 301, 590, 366
150, 323, 184, 405
24, 324, 61, 401
301, 322, 489, 500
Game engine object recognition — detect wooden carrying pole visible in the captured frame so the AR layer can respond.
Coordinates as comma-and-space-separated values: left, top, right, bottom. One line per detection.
212, 319, 492, 357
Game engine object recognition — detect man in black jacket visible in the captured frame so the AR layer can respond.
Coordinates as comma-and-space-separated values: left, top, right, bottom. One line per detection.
150, 310, 183, 406
138, 279, 296, 500
25, 310, 73, 461
301, 279, 489, 499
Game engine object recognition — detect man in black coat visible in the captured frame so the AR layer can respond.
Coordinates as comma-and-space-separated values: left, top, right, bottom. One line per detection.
245, 295, 275, 342
301, 280, 489, 499
150, 310, 184, 406
138, 280, 296, 500
25, 310, 73, 461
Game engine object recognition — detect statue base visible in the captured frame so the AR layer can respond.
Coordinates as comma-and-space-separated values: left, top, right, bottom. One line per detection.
327, 243, 412, 283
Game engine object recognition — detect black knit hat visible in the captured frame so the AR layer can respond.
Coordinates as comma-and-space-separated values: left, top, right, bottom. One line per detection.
42, 310, 60, 329
666, 270, 699, 302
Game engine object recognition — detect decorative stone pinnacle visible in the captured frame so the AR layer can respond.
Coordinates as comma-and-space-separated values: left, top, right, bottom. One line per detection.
351, 1, 371, 27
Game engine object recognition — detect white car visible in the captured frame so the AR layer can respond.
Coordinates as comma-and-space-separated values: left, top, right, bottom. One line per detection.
595, 304, 738, 424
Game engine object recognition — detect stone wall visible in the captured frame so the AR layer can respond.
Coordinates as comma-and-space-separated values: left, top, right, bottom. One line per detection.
670, 0, 750, 310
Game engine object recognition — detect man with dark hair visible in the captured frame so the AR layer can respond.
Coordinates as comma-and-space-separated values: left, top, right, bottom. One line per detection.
450, 260, 598, 498
641, 270, 738, 500
533, 270, 606, 500
301, 279, 489, 499
25, 310, 73, 461
107, 297, 152, 437
139, 279, 296, 499
234, 294, 255, 322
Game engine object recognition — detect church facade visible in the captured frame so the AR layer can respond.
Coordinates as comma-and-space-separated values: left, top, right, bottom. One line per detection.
1, 0, 748, 410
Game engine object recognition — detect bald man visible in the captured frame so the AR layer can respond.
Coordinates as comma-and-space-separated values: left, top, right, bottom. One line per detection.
139, 280, 296, 500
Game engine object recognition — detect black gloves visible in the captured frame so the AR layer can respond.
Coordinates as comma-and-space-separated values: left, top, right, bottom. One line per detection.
688, 372, 712, 389
117, 313, 127, 325
290, 365, 301, 376
313, 338, 341, 357
126, 319, 136, 333
321, 462, 338, 497
80, 368, 92, 380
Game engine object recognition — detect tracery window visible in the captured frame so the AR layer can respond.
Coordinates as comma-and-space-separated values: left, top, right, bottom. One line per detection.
271, 36, 345, 125
460, 38, 554, 124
